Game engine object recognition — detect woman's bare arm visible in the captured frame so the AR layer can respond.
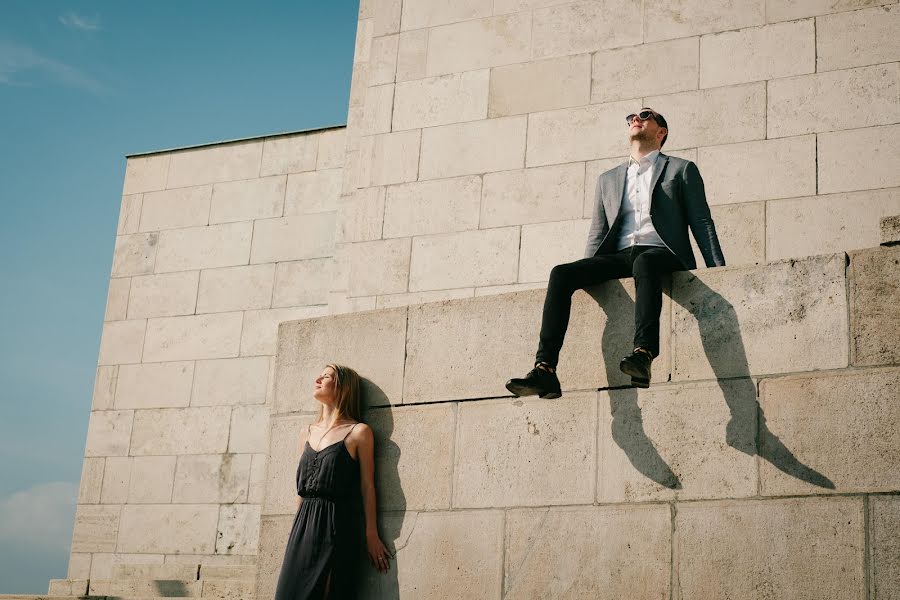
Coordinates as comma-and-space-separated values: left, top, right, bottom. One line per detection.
356, 424, 391, 572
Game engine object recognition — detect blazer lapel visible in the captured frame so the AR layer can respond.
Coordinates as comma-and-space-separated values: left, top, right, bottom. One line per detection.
649, 153, 669, 199
608, 162, 628, 224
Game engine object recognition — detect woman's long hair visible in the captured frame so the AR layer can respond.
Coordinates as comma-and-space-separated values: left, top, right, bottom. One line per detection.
318, 363, 364, 425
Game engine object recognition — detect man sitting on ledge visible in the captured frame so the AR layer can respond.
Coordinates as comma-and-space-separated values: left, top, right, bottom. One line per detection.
506, 108, 726, 397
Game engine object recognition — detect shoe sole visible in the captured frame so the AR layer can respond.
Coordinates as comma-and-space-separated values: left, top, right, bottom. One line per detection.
630, 377, 650, 389
505, 381, 562, 399
619, 360, 651, 383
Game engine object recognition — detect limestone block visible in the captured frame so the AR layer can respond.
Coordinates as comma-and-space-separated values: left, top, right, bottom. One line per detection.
383, 176, 480, 238
361, 511, 504, 599
369, 34, 398, 85
646, 82, 766, 150
167, 140, 262, 188
48, 579, 88, 595
214, 506, 260, 554
599, 380, 758, 502
645, 0, 764, 42
88, 552, 168, 579
767, 0, 893, 21
143, 312, 243, 362
494, 0, 580, 12
66, 553, 91, 579
759, 368, 900, 496
482, 163, 584, 228
138, 185, 211, 232
98, 319, 146, 365
273, 308, 407, 412
396, 29, 428, 82
123, 153, 169, 195
92, 366, 118, 410
768, 64, 900, 138
401, 0, 491, 30
111, 232, 158, 277
316, 129, 346, 169
347, 237, 411, 296
254, 515, 293, 600
349, 63, 370, 110
872, 496, 900, 599
241, 306, 328, 357
115, 361, 193, 409
592, 37, 698, 104
883, 214, 900, 245
197, 264, 274, 314
155, 222, 252, 273
393, 71, 489, 131
249, 213, 336, 264
104, 277, 130, 321
525, 100, 634, 167
358, 130, 420, 187
850, 246, 900, 366
419, 116, 526, 180
360, 83, 394, 137
425, 12, 532, 76
373, 0, 402, 36
199, 564, 257, 579
405, 284, 670, 401
172, 454, 252, 503
490, 54, 591, 117
249, 453, 267, 504
700, 20, 815, 88
117, 193, 143, 235
191, 356, 270, 406
817, 5, 900, 71
209, 176, 287, 224
672, 254, 849, 380
691, 202, 765, 267
355, 18, 374, 64
698, 136, 816, 205
203, 578, 255, 599
336, 187, 385, 243
767, 189, 900, 260
78, 457, 104, 504
532, 0, 642, 59
71, 505, 120, 553
674, 497, 864, 599
229, 405, 269, 454
474, 281, 546, 296
329, 292, 378, 314
117, 505, 219, 553
819, 124, 900, 194
100, 456, 131, 504
263, 415, 316, 515
285, 169, 342, 216
409, 228, 519, 291
127, 456, 176, 503
376, 287, 475, 309
112, 562, 193, 579
84, 410, 133, 457
130, 406, 232, 455
272, 259, 331, 307
519, 219, 591, 283
367, 404, 454, 511
127, 270, 199, 318
454, 395, 596, 507
90, 579, 203, 597
504, 505, 671, 599
259, 133, 318, 177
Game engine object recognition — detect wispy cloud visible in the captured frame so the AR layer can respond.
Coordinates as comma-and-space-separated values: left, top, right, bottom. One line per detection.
59, 11, 101, 32
0, 39, 107, 95
0, 481, 78, 553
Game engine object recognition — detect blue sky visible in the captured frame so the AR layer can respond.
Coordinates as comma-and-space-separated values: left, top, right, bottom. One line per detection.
0, 1, 358, 592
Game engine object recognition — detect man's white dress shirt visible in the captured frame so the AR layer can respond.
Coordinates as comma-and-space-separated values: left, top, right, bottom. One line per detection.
616, 150, 667, 251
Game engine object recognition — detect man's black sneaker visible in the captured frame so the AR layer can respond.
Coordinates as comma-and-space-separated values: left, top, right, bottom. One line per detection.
505, 367, 562, 399
619, 348, 653, 389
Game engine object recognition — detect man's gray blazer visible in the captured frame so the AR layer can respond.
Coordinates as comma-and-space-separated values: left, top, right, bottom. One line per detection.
584, 153, 725, 270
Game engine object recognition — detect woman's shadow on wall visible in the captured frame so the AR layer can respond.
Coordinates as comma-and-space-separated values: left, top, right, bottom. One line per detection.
586, 276, 834, 491
358, 379, 404, 599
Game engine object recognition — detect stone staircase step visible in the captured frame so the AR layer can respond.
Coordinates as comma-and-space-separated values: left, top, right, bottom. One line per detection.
88, 580, 202, 597
112, 564, 199, 580
197, 565, 256, 580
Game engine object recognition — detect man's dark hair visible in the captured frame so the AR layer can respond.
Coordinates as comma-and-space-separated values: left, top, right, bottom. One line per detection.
642, 107, 668, 147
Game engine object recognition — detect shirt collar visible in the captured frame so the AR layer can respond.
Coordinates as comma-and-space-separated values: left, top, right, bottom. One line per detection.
628, 150, 660, 168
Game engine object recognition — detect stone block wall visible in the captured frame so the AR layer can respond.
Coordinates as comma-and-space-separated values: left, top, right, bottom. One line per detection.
70, 127, 346, 580
259, 246, 900, 599
336, 0, 900, 310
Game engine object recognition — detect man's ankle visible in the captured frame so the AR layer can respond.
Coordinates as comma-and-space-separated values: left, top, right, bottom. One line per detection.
633, 347, 654, 359
535, 361, 556, 374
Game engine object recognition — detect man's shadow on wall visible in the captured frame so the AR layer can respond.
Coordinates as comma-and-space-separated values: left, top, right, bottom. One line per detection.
358, 379, 404, 599
586, 276, 834, 491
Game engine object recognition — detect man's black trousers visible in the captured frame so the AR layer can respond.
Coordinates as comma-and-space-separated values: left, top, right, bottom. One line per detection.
535, 245, 685, 367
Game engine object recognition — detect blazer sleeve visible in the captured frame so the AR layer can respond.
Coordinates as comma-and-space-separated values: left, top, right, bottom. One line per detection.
682, 161, 726, 268
584, 175, 609, 258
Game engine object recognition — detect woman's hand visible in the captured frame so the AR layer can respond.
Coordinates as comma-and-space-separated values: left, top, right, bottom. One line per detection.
366, 530, 392, 573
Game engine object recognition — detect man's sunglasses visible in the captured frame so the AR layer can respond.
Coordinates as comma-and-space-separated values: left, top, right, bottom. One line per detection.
626, 110, 659, 125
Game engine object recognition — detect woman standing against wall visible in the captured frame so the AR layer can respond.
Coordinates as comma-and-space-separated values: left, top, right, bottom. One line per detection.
274, 364, 392, 599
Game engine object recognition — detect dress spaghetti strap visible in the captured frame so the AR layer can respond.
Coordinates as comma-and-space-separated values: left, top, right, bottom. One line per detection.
341, 422, 360, 441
